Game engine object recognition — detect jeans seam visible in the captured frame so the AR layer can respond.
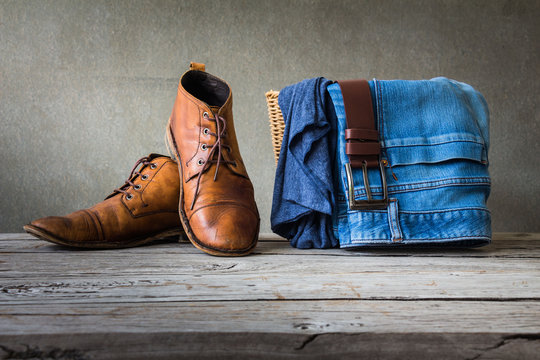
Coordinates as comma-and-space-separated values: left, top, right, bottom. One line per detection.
347, 235, 491, 241
389, 199, 402, 242
339, 207, 490, 218
351, 178, 491, 196
384, 139, 485, 148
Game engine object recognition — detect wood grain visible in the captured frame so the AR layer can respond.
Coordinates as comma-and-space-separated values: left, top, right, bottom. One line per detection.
1, 233, 539, 359
1, 259, 538, 303
1, 332, 538, 360
1, 300, 539, 334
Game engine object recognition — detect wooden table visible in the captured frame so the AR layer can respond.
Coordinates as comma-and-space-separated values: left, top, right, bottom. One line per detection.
1, 233, 539, 359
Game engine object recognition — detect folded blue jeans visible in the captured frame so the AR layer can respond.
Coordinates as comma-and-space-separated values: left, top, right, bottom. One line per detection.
328, 78, 491, 247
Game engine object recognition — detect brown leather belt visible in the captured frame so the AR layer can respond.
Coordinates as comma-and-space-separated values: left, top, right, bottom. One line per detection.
337, 79, 388, 209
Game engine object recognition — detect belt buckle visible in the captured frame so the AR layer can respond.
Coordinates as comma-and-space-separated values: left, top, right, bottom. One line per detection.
345, 160, 388, 210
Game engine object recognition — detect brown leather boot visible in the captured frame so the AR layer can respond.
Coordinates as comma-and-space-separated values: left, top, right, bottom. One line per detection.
166, 62, 259, 256
23, 154, 183, 248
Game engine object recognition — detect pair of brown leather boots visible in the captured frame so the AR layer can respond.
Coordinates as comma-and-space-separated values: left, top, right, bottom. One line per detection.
24, 63, 260, 257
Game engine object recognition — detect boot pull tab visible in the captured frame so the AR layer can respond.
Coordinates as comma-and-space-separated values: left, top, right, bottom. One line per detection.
190, 62, 205, 71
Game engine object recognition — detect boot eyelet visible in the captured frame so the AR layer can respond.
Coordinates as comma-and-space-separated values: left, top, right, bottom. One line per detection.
201, 144, 208, 151
150, 163, 157, 169
232, 161, 238, 167
203, 112, 209, 119
126, 194, 133, 200
203, 128, 210, 135
134, 184, 142, 190
197, 159, 205, 166
141, 174, 149, 180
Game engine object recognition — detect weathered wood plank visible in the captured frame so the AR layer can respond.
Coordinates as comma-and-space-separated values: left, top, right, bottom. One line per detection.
1, 301, 539, 335
3, 249, 539, 275
0, 256, 538, 303
1, 233, 540, 259
1, 232, 539, 358
1, 332, 538, 360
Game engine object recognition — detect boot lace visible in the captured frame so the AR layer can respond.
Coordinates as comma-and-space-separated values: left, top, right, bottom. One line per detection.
112, 156, 155, 204
190, 111, 236, 209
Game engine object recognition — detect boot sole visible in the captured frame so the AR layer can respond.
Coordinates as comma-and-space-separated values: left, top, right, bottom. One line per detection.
23, 224, 184, 249
166, 118, 258, 257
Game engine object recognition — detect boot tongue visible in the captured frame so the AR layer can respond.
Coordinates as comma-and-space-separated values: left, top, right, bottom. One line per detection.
209, 106, 220, 113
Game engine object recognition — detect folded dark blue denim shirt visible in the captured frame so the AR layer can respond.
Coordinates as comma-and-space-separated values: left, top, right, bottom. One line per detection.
270, 77, 338, 248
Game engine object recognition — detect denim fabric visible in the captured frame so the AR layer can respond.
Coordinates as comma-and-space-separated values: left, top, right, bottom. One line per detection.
328, 78, 491, 247
271, 77, 339, 248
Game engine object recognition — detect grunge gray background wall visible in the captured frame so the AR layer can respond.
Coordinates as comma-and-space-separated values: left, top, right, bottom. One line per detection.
1, 0, 539, 233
